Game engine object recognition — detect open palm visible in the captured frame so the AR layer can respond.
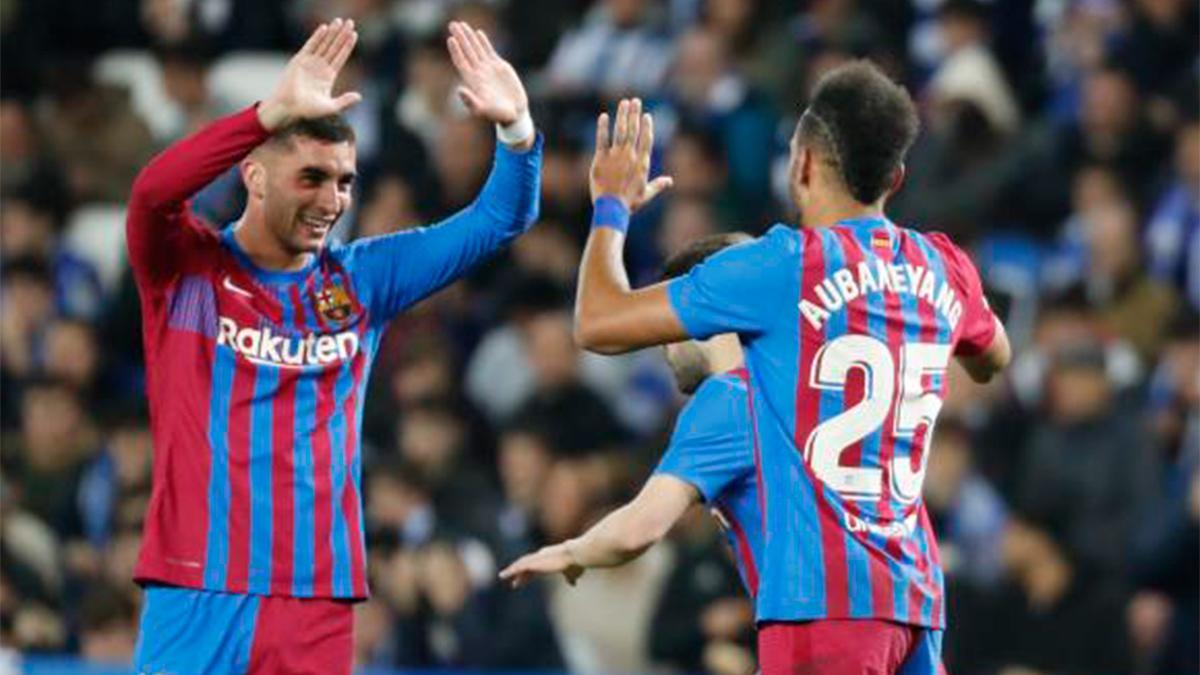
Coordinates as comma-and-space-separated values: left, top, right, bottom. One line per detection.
259, 19, 362, 130
446, 21, 528, 125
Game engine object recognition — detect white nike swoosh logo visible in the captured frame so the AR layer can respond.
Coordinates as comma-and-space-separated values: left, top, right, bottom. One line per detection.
222, 276, 254, 298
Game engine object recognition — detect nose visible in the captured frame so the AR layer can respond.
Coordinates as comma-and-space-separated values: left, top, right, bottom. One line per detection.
316, 180, 341, 214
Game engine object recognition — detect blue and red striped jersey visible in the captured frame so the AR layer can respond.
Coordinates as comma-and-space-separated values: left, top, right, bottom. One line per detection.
666, 218, 997, 628
127, 106, 541, 599
654, 368, 763, 597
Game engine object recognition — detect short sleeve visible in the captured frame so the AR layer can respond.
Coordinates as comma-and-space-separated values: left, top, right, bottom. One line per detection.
654, 376, 754, 503
929, 233, 997, 356
666, 226, 798, 340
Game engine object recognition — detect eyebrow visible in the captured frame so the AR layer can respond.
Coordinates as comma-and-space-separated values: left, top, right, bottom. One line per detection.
298, 166, 357, 183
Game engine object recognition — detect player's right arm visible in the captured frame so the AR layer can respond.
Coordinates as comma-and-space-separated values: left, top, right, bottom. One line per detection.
498, 475, 699, 588
573, 99, 788, 354
499, 377, 753, 588
126, 19, 361, 285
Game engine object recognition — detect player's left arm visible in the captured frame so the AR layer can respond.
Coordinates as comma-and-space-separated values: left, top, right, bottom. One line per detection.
498, 475, 699, 588
932, 233, 1012, 382
343, 22, 540, 318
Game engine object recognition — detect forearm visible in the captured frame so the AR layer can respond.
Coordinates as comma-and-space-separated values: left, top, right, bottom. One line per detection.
565, 502, 665, 569
574, 221, 636, 353
129, 105, 270, 212
473, 135, 542, 229
957, 316, 1011, 383
574, 217, 685, 354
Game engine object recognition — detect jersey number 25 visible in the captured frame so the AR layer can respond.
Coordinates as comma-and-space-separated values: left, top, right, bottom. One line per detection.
803, 335, 951, 504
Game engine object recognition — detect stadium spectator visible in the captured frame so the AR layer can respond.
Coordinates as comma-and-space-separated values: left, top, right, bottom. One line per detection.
662, 27, 776, 220
2, 3, 1196, 672
924, 416, 1008, 587
76, 581, 137, 665
648, 509, 753, 675
1015, 341, 1160, 579
542, 0, 673, 97
948, 518, 1133, 673
514, 309, 628, 454
1144, 115, 1200, 309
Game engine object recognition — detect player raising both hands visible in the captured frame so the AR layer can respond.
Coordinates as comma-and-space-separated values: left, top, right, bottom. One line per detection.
127, 19, 540, 674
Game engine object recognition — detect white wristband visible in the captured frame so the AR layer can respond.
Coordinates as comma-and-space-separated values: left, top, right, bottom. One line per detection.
496, 110, 535, 146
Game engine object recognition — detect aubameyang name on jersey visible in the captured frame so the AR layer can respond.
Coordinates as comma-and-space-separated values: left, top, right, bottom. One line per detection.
799, 261, 962, 331
217, 317, 359, 367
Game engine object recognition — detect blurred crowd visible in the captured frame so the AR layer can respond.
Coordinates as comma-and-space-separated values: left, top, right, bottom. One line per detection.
0, 0, 1197, 673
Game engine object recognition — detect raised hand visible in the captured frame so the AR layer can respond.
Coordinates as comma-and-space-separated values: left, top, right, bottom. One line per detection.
498, 543, 585, 589
446, 21, 528, 127
258, 18, 362, 131
590, 98, 673, 212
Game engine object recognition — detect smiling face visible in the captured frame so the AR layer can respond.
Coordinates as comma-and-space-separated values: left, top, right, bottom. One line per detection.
245, 135, 357, 256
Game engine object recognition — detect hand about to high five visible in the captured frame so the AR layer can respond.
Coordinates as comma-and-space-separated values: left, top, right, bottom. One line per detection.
591, 98, 673, 212
446, 21, 533, 148
258, 18, 362, 131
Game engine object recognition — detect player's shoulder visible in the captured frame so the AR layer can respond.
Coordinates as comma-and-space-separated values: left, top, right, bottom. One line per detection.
682, 371, 752, 429
762, 223, 806, 254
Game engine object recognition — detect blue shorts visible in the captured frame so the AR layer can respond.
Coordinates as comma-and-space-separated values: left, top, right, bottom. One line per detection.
134, 585, 353, 674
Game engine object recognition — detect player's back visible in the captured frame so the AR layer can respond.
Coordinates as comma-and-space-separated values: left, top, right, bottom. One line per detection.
780, 216, 993, 628
667, 215, 996, 628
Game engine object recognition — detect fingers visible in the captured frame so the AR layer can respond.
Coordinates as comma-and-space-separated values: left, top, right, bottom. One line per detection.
329, 20, 358, 70
643, 175, 674, 204
628, 99, 643, 148
475, 28, 499, 59
332, 91, 363, 112
447, 33, 470, 73
613, 100, 629, 146
461, 23, 490, 61
300, 23, 328, 56
635, 111, 653, 159
314, 18, 343, 59
449, 22, 482, 68
596, 112, 610, 151
457, 85, 483, 114
612, 98, 645, 147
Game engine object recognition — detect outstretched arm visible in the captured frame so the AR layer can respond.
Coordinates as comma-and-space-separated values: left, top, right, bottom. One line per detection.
344, 22, 541, 319
499, 475, 698, 588
127, 19, 361, 283
574, 98, 686, 354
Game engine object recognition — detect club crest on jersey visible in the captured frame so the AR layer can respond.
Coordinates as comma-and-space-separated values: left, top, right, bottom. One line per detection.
316, 282, 354, 323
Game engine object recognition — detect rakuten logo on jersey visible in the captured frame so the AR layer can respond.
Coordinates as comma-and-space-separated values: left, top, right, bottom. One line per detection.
217, 317, 359, 368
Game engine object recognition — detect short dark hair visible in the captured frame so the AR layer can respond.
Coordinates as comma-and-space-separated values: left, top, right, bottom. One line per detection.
798, 60, 919, 204
266, 114, 356, 149
661, 232, 753, 280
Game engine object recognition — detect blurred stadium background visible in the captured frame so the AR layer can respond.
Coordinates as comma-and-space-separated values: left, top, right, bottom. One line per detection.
0, 0, 1197, 673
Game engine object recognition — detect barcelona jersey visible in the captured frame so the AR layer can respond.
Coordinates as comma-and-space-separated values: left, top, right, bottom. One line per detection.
654, 368, 763, 597
126, 106, 541, 599
667, 219, 997, 628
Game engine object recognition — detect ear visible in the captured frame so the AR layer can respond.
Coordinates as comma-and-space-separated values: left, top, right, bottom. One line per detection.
798, 146, 814, 188
241, 156, 267, 201
887, 163, 907, 198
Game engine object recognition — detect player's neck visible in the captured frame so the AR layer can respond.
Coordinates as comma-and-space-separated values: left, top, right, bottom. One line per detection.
233, 213, 312, 272
802, 193, 886, 230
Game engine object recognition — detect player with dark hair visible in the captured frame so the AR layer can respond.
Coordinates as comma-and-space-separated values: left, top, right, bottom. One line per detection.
573, 61, 1011, 673
500, 232, 762, 600
126, 18, 541, 674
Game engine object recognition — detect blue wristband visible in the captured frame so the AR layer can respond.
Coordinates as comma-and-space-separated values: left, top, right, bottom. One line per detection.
592, 196, 630, 234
